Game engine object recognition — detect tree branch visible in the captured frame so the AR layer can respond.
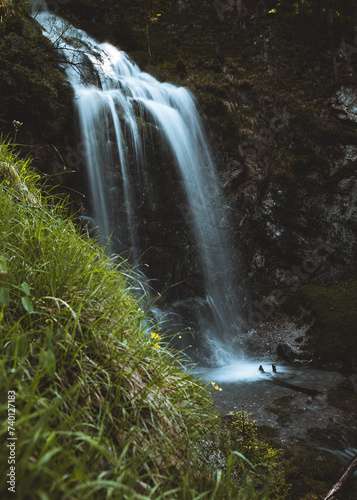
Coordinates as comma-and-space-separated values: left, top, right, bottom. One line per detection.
323, 453, 357, 500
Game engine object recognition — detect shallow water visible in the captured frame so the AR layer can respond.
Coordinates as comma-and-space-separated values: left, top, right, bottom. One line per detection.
194, 360, 352, 445
196, 359, 357, 494
195, 359, 344, 388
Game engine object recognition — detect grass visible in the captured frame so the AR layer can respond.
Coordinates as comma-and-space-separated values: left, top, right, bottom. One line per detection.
0, 139, 283, 498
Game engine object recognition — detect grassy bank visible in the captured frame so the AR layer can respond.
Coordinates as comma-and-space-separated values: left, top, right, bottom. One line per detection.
0, 140, 289, 498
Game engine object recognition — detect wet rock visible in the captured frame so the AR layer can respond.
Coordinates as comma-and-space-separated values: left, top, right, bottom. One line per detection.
226, 168, 357, 288
350, 358, 357, 394
332, 87, 357, 124
350, 374, 357, 394
277, 342, 298, 363
307, 425, 350, 450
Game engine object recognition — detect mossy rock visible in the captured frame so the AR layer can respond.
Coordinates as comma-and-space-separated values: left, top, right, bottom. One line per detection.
327, 379, 357, 413
282, 282, 357, 369
267, 396, 294, 425
0, 4, 70, 143
284, 439, 341, 500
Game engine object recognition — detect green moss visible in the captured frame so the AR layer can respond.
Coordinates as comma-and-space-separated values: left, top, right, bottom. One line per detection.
267, 396, 294, 425
0, 3, 68, 139
327, 379, 357, 413
282, 282, 357, 368
284, 439, 341, 500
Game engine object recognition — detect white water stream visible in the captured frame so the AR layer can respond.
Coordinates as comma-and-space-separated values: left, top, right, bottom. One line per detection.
35, 8, 241, 366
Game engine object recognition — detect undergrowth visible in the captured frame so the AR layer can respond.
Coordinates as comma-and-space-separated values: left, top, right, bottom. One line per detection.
228, 411, 290, 499
0, 139, 286, 498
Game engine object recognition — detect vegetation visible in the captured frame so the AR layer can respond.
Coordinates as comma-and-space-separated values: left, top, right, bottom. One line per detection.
0, 0, 70, 141
0, 139, 291, 498
228, 411, 290, 499
282, 282, 357, 370
283, 439, 341, 500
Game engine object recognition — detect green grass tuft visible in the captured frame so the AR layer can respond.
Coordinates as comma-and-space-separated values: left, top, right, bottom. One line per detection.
0, 140, 281, 498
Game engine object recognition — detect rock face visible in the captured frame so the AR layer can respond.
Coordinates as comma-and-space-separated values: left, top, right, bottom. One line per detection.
277, 342, 298, 363
206, 83, 357, 291
39, 0, 357, 313
332, 87, 357, 124
225, 164, 357, 288
3, 1, 356, 328
0, 6, 75, 183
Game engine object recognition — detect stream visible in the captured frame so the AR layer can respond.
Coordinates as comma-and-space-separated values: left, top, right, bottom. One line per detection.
196, 360, 357, 493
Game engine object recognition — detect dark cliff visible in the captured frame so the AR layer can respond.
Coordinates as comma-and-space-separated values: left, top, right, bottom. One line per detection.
1, 0, 356, 371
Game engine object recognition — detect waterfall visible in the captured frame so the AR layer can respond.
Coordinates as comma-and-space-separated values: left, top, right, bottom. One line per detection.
35, 9, 241, 366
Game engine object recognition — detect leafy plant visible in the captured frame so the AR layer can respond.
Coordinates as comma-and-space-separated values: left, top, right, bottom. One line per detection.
229, 410, 290, 499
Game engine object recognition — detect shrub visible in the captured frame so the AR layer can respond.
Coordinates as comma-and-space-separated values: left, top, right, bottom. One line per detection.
229, 410, 290, 499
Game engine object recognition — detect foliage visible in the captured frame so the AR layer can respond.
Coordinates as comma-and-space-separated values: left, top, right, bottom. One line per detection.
0, 139, 275, 499
0, 1, 67, 138
228, 410, 291, 499
114, 0, 171, 60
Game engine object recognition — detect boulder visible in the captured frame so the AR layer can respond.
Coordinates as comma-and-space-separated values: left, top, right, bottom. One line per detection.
277, 342, 297, 363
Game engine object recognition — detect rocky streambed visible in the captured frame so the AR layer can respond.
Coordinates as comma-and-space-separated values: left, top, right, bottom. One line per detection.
198, 315, 357, 499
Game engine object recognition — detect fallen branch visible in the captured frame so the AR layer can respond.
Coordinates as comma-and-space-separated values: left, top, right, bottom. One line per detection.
267, 377, 320, 396
323, 453, 357, 500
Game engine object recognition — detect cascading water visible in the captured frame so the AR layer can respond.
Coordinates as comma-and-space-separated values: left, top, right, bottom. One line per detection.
35, 7, 242, 366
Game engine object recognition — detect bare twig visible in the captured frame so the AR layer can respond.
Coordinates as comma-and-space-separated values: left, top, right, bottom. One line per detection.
323, 453, 357, 500
51, 144, 66, 168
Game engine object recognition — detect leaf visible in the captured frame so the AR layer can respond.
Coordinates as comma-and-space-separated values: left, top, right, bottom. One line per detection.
0, 256, 7, 274
45, 326, 53, 348
41, 349, 56, 378
231, 450, 255, 469
0, 288, 10, 306
21, 282, 31, 296
10, 333, 28, 357
21, 295, 34, 313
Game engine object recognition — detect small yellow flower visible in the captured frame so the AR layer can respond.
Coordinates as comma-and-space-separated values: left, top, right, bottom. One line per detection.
215, 385, 219, 390
219, 388, 223, 392
211, 382, 215, 386
179, 335, 182, 339
151, 332, 161, 341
